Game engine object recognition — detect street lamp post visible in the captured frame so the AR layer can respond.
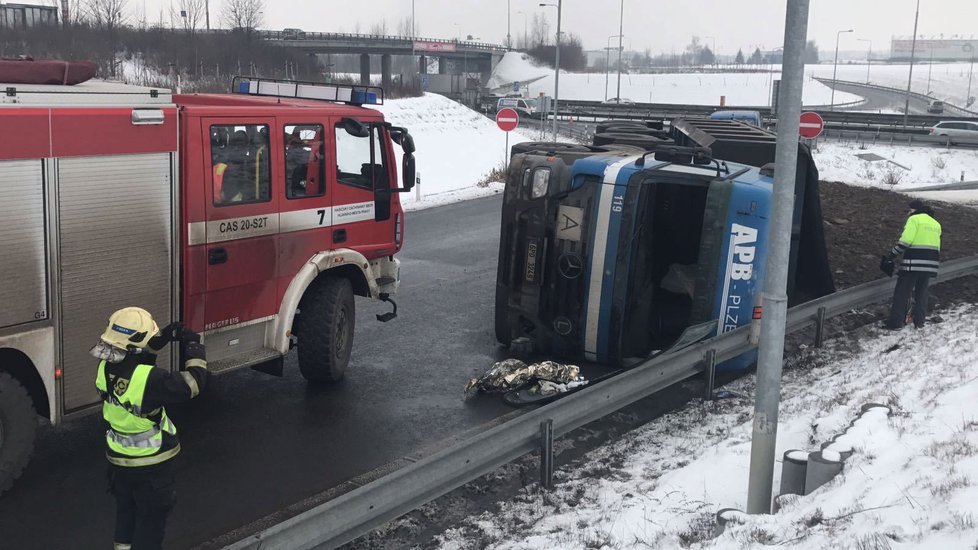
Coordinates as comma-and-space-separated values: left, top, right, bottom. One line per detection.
540, 1, 562, 141
606, 34, 624, 101
831, 28, 854, 111
507, 0, 512, 50
517, 11, 528, 49
615, 0, 624, 103
857, 38, 872, 83
903, 0, 920, 128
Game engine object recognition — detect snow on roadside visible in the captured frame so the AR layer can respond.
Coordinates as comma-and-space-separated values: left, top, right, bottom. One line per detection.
434, 305, 978, 550
813, 142, 978, 191
370, 93, 533, 211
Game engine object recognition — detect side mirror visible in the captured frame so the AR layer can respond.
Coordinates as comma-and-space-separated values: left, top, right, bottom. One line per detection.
399, 132, 416, 155
340, 117, 369, 138
401, 153, 416, 191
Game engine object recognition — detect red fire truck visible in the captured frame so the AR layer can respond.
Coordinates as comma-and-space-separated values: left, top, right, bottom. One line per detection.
0, 74, 416, 494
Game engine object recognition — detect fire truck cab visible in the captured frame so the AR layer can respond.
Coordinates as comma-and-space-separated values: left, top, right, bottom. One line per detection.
0, 76, 415, 494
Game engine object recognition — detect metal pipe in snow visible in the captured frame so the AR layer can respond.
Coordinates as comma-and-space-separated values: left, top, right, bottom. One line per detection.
745, 0, 810, 515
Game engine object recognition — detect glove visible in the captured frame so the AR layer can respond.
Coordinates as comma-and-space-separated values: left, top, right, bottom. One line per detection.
158, 322, 183, 343
879, 255, 895, 278
177, 327, 202, 344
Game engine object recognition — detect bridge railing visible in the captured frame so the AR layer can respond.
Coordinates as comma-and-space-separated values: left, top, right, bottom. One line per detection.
261, 30, 505, 52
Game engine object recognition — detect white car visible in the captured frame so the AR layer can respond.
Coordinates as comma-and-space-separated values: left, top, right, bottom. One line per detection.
496, 97, 540, 119
602, 97, 635, 105
929, 121, 978, 144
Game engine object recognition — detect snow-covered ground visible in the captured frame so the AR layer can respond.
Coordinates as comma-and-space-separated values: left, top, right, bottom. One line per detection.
812, 142, 978, 205
370, 93, 533, 211
807, 63, 978, 111
434, 304, 978, 549
489, 52, 861, 107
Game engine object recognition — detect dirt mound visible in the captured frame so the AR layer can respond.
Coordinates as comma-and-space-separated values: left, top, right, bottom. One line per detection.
819, 181, 978, 289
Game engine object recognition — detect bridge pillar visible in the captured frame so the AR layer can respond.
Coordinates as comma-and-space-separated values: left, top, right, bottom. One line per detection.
381, 54, 392, 90
438, 56, 449, 75
359, 53, 371, 86
419, 55, 428, 75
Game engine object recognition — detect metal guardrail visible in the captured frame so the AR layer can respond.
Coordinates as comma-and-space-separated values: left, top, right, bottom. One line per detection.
227, 255, 978, 550
814, 77, 978, 117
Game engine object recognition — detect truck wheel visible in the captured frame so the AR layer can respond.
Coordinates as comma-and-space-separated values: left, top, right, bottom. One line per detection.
592, 132, 670, 150
0, 372, 37, 496
296, 277, 355, 383
510, 142, 592, 157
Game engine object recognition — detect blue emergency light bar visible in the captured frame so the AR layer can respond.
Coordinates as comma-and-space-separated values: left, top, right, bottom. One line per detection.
231, 76, 384, 106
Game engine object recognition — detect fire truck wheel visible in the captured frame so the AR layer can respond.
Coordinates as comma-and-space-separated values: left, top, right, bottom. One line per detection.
0, 372, 37, 496
296, 277, 355, 383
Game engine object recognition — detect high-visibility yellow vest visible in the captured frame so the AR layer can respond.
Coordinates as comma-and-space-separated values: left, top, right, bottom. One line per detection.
894, 213, 942, 275
96, 361, 179, 467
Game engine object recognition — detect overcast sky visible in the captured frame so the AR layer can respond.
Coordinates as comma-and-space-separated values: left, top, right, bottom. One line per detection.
135, 0, 978, 55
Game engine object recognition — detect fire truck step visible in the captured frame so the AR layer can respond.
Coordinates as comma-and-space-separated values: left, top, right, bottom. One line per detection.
208, 348, 283, 376
375, 276, 397, 287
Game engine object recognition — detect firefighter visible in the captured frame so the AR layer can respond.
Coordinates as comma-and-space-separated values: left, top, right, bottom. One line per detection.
89, 307, 207, 550
883, 199, 942, 330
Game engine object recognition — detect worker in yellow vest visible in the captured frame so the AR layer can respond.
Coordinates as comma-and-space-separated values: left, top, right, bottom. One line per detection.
90, 307, 207, 550
883, 200, 942, 330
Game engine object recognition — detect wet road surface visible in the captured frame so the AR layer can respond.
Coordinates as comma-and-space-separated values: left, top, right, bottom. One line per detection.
0, 194, 517, 549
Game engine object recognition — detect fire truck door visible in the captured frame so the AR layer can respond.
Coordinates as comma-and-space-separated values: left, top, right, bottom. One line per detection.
198, 119, 280, 333
331, 120, 396, 258
277, 122, 333, 283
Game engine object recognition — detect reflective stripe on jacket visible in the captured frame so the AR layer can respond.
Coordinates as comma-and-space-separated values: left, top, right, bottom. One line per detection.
890, 212, 942, 275
96, 361, 180, 467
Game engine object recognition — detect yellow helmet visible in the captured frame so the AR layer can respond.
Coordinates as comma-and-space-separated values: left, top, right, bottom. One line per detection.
99, 307, 160, 351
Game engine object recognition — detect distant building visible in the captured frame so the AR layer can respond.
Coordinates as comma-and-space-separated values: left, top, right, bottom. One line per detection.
891, 37, 977, 61
0, 3, 59, 30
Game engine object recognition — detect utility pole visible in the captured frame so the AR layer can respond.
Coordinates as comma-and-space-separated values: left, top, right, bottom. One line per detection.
205, 0, 210, 31
616, 0, 625, 102
857, 38, 872, 84
507, 0, 512, 50
745, 0, 810, 515
830, 29, 854, 111
903, 0, 920, 128
540, 1, 562, 140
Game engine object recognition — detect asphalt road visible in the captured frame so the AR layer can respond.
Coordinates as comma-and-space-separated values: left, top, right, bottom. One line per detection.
0, 195, 517, 549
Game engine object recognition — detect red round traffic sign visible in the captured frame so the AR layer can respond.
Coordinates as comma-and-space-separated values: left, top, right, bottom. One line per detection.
799, 111, 824, 139
496, 107, 520, 132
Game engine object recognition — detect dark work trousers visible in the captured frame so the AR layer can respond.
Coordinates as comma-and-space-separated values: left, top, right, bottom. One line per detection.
108, 460, 176, 550
886, 271, 932, 328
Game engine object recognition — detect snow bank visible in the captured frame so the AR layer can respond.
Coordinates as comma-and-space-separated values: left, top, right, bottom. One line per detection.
370, 93, 533, 211
488, 52, 861, 106
813, 142, 978, 192
487, 51, 551, 90
435, 305, 978, 549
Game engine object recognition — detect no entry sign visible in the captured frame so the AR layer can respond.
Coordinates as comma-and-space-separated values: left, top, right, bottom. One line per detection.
496, 108, 520, 132
799, 111, 824, 139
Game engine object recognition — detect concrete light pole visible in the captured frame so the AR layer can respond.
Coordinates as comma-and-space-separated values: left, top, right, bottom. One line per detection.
507, 0, 512, 50
540, 1, 562, 141
616, 0, 625, 103
830, 29, 854, 110
745, 0, 810, 515
903, 0, 921, 128
606, 34, 624, 101
517, 11, 528, 49
857, 38, 872, 83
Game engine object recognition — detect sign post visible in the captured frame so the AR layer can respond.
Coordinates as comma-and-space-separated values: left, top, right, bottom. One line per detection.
496, 107, 520, 169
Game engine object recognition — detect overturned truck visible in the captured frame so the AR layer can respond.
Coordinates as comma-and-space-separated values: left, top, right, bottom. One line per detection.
494, 118, 834, 366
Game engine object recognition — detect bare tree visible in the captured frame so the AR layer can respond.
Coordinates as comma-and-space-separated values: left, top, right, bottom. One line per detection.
85, 0, 128, 30
530, 13, 549, 47
396, 15, 413, 37
222, 0, 264, 31
368, 19, 388, 37
175, 0, 206, 34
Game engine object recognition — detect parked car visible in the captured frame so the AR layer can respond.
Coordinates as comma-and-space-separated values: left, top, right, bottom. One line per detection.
927, 100, 945, 114
282, 28, 306, 40
496, 97, 541, 119
602, 97, 634, 105
929, 121, 978, 144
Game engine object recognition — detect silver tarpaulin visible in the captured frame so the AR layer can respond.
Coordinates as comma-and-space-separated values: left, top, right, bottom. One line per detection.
465, 359, 583, 395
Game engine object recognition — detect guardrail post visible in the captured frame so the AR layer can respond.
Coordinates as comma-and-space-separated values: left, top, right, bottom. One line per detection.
814, 306, 827, 347
704, 349, 717, 400
540, 419, 554, 490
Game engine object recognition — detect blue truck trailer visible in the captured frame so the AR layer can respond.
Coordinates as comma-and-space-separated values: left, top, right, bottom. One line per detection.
495, 122, 833, 366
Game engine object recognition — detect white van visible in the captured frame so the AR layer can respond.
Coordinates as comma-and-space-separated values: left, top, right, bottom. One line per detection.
496, 97, 540, 119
